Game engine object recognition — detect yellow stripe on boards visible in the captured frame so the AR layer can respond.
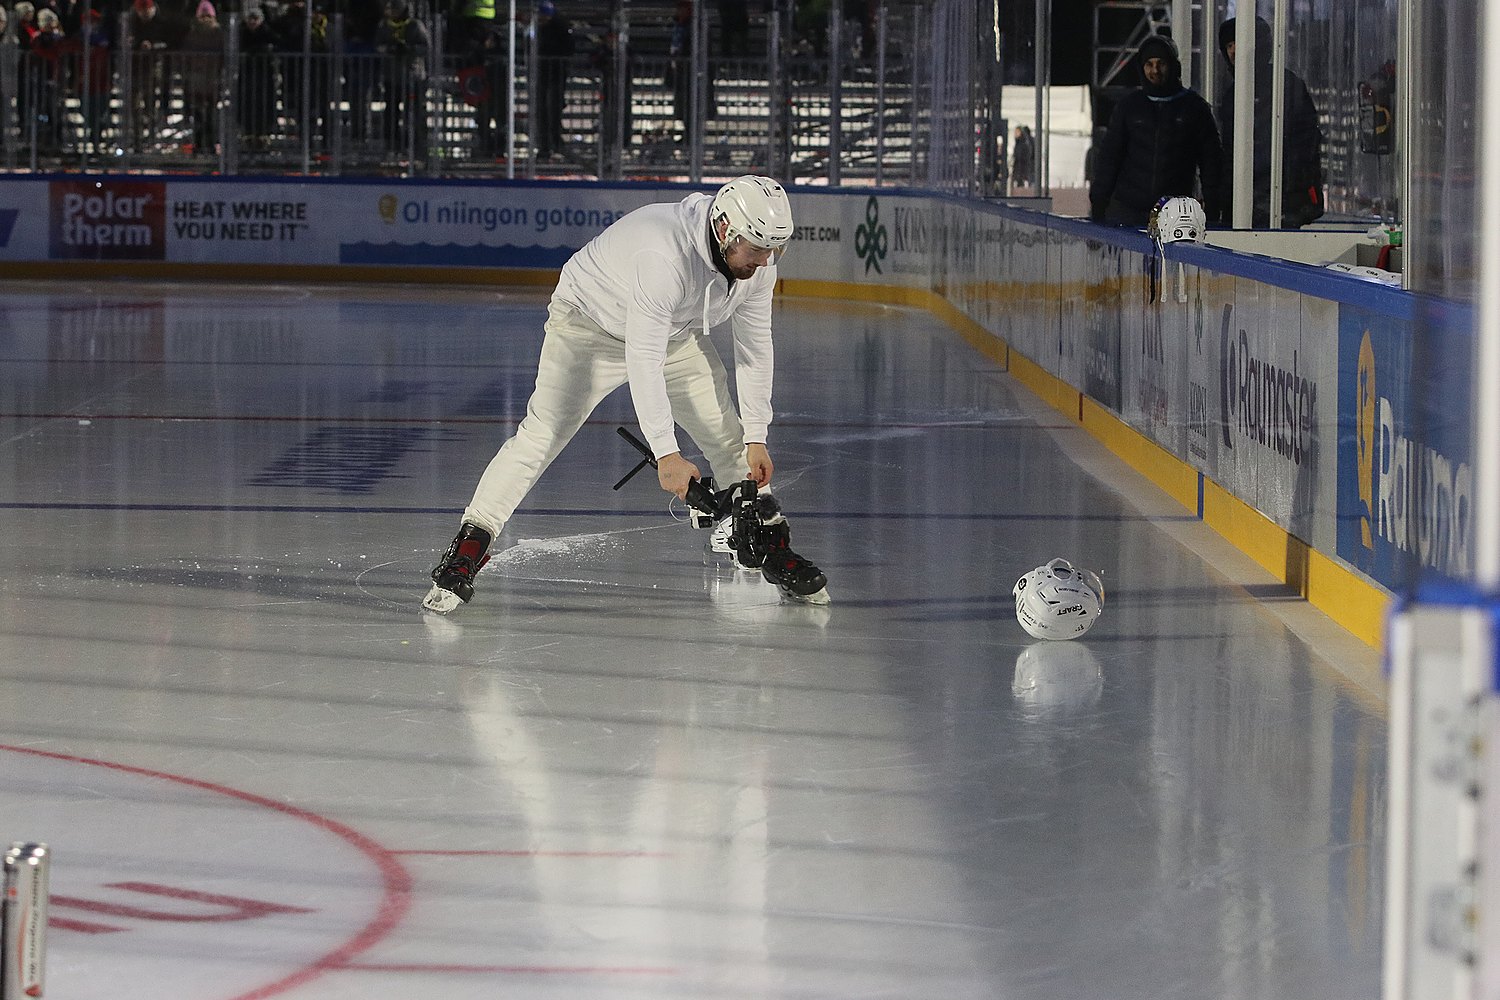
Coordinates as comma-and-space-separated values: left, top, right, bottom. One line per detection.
1079, 396, 1200, 512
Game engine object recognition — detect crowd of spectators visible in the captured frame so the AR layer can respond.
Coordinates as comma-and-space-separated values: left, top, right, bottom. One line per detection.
0, 0, 750, 159
0, 0, 883, 167
0, 0, 450, 156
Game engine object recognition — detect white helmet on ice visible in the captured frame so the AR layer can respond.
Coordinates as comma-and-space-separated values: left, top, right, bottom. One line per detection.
1012, 558, 1105, 641
1149, 195, 1207, 244
711, 175, 794, 256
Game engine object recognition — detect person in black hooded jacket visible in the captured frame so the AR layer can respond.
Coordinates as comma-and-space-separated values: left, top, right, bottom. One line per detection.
1216, 16, 1325, 228
1089, 34, 1226, 228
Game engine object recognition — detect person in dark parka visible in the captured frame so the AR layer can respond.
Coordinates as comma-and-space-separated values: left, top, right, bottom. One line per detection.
1216, 15, 1325, 228
1089, 34, 1226, 228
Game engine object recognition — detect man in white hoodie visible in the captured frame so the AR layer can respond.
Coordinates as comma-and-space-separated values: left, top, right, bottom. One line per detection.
423, 175, 828, 614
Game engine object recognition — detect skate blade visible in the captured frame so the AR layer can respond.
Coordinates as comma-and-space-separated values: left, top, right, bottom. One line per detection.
780, 585, 831, 606
703, 548, 759, 571
421, 584, 464, 615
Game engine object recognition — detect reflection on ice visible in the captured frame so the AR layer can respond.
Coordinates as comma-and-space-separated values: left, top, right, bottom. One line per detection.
704, 566, 832, 629
1011, 641, 1104, 715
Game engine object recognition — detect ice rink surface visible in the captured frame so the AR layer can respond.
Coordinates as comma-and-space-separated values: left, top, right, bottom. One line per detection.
0, 280, 1385, 999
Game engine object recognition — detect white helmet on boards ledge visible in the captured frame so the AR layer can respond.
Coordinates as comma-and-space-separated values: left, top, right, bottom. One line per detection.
1012, 558, 1105, 641
711, 175, 794, 255
1324, 261, 1403, 286
1148, 195, 1207, 245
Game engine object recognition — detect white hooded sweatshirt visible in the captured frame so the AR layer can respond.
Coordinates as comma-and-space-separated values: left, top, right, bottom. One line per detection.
552, 192, 775, 460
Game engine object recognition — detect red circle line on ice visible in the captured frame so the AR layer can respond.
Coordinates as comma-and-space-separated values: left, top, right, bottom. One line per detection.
0, 742, 414, 1000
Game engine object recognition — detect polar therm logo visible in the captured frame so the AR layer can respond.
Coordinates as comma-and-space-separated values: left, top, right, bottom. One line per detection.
50, 181, 166, 260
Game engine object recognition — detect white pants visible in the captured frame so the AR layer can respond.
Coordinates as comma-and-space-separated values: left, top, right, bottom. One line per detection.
463, 300, 750, 536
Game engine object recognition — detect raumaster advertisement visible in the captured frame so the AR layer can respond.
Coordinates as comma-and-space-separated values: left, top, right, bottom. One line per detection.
1214, 288, 1333, 537
1337, 297, 1474, 590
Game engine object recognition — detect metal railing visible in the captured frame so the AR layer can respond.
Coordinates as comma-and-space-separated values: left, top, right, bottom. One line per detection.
0, 3, 952, 188
0, 0, 1410, 225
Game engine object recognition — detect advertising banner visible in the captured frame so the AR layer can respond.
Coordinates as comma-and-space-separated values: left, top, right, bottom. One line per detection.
778, 189, 921, 289
1184, 270, 1223, 476
1202, 283, 1335, 538
1336, 299, 1474, 589
1120, 259, 1188, 459
0, 177, 904, 287
967, 206, 1050, 367
335, 185, 662, 267
948, 210, 1345, 551
1079, 243, 1126, 412
0, 178, 712, 267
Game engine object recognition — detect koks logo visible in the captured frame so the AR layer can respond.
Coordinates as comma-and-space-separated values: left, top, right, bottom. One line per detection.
891, 204, 933, 254
854, 196, 887, 274
50, 180, 166, 260
1218, 305, 1317, 466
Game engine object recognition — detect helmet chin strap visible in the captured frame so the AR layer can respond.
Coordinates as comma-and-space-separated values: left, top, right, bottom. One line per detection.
708, 216, 737, 281
712, 215, 739, 257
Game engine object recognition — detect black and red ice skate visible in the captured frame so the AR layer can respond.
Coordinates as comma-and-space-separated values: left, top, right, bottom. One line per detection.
612, 427, 831, 606
750, 519, 830, 605
730, 497, 830, 605
422, 522, 492, 614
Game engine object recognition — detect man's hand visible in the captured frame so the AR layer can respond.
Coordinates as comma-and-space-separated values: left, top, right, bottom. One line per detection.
657, 452, 701, 501
746, 443, 773, 487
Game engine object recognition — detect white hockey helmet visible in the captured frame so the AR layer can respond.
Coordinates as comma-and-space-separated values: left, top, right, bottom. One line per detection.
1149, 195, 1207, 244
711, 175, 794, 256
1012, 558, 1105, 641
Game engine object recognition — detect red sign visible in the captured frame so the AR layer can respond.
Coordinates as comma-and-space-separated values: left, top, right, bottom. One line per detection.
50, 180, 167, 260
